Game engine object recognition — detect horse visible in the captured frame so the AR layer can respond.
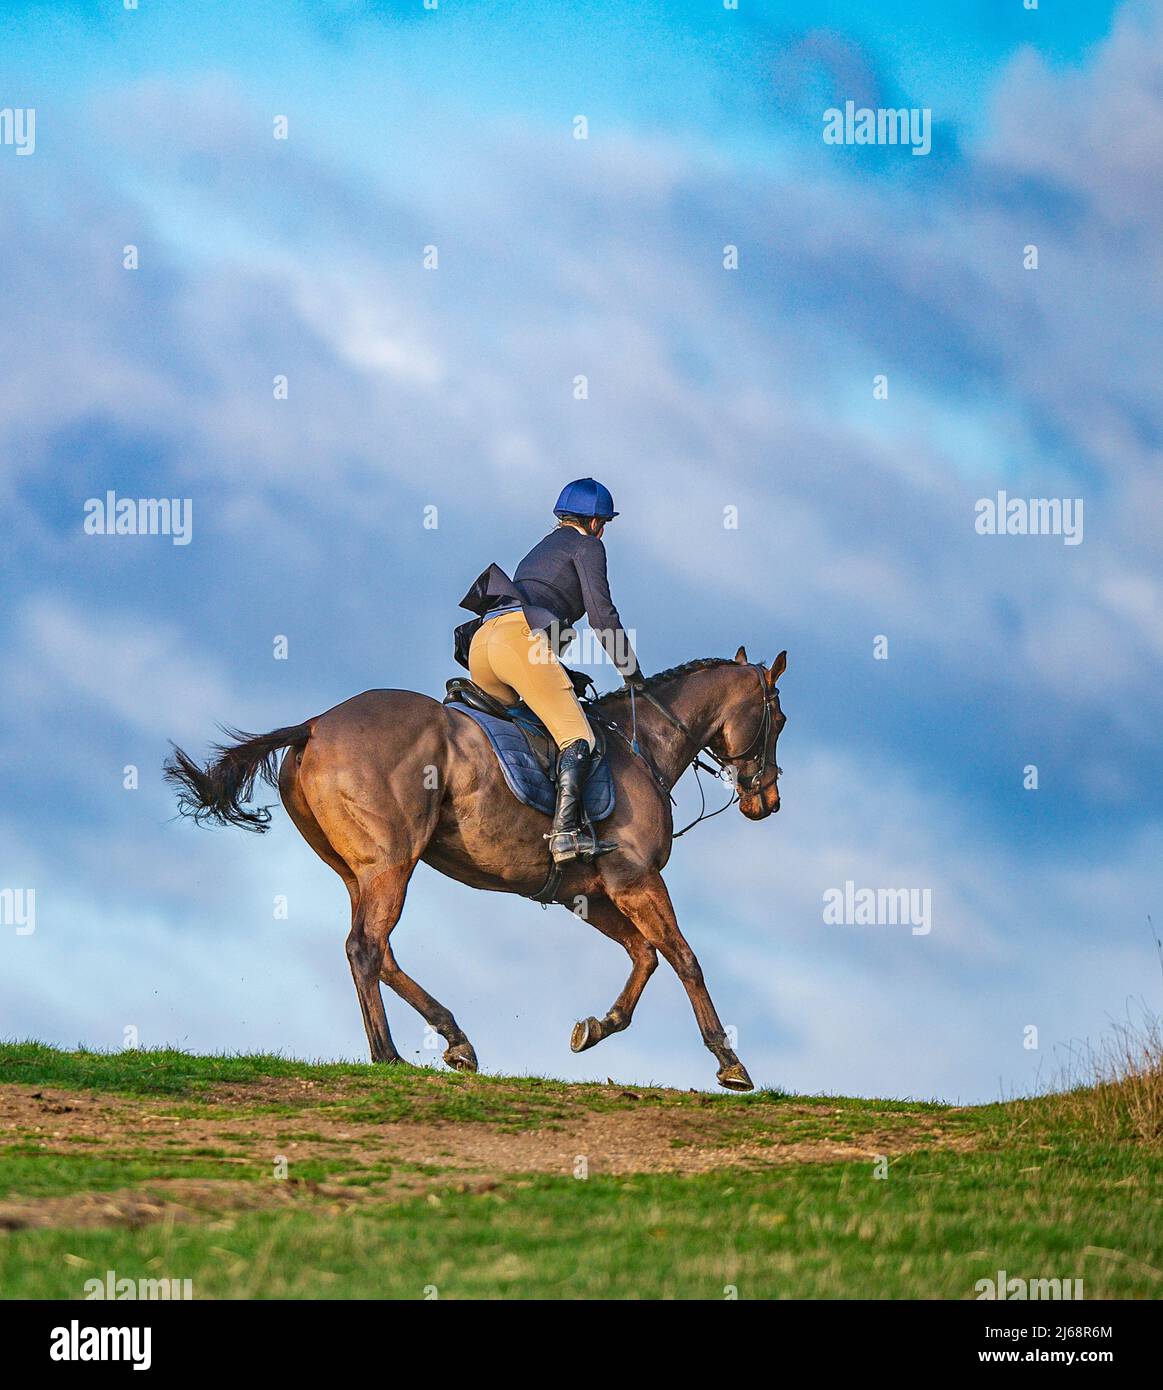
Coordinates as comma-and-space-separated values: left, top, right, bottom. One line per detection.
164, 644, 787, 1091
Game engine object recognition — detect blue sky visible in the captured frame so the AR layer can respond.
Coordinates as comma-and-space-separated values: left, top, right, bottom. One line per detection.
1, 0, 1160, 1101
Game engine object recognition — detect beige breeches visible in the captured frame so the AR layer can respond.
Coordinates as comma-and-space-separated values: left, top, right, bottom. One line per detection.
468, 611, 595, 750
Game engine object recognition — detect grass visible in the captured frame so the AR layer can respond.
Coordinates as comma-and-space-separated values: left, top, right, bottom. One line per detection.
1, 1041, 1161, 1299
3, 1156, 1160, 1300
1025, 1003, 1163, 1148
0, 1040, 963, 1139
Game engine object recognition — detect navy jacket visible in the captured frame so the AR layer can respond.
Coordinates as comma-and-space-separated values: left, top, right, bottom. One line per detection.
456, 527, 639, 677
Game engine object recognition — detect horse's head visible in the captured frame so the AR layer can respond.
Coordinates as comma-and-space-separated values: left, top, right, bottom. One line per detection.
719, 645, 786, 821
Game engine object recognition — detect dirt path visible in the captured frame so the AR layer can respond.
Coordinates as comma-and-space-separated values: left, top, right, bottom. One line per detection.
0, 1079, 978, 1233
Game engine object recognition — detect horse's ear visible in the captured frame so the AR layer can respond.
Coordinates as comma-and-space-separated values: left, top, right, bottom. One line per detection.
734, 645, 749, 664
766, 650, 787, 686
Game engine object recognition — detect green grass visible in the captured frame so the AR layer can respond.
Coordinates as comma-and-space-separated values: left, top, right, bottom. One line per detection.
0, 1041, 348, 1094
0, 1039, 970, 1138
4, 1155, 1160, 1300
1, 1043, 1160, 1299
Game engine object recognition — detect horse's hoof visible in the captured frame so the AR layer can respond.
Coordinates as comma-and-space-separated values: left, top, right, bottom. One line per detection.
575, 1017, 608, 1045
443, 1042, 478, 1073
571, 1017, 602, 1053
717, 1062, 753, 1092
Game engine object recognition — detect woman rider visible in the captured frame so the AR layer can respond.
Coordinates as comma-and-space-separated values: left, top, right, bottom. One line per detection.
455, 478, 643, 865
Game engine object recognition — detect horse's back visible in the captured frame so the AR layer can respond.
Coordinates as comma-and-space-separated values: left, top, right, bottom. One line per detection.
313, 687, 444, 730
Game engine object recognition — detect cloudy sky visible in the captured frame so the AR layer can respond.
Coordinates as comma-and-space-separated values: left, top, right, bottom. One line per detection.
2, 0, 1159, 1101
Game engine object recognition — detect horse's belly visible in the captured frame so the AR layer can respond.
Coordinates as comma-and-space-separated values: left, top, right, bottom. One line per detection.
422, 830, 550, 894
425, 759, 555, 891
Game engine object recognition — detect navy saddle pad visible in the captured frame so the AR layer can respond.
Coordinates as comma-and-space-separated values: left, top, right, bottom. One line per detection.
448, 705, 615, 822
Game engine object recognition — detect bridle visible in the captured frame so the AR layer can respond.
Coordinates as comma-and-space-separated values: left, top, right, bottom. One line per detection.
617, 664, 782, 837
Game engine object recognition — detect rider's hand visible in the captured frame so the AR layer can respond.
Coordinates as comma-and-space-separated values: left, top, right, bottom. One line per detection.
623, 671, 647, 692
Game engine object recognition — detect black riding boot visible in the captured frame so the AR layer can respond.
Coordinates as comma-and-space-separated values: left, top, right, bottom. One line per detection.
547, 739, 615, 864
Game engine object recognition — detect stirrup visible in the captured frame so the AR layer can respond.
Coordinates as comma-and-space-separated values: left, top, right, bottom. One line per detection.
545, 829, 618, 865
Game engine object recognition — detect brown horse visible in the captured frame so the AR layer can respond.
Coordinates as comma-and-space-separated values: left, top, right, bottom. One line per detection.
164, 645, 786, 1090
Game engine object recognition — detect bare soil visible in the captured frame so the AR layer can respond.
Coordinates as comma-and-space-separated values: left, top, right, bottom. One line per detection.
0, 1079, 977, 1233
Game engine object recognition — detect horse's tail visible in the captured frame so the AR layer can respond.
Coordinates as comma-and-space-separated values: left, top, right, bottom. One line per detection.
163, 722, 312, 833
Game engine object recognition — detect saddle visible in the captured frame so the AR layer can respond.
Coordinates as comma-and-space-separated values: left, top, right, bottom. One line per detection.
443, 677, 617, 906
443, 677, 606, 785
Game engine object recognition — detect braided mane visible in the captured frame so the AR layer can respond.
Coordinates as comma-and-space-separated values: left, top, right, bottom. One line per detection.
587, 656, 735, 709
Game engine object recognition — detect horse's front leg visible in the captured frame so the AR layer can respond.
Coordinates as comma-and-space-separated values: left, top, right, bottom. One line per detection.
567, 895, 657, 1053
606, 871, 753, 1091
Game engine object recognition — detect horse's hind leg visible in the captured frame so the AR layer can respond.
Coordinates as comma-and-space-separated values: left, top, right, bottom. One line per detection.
568, 896, 657, 1054
379, 943, 478, 1073
280, 751, 399, 1060
347, 863, 416, 1064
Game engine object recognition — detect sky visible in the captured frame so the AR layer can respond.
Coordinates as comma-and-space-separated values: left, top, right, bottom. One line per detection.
1, 0, 1160, 1102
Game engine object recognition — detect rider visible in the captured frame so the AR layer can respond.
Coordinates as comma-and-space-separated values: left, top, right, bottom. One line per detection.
456, 478, 643, 865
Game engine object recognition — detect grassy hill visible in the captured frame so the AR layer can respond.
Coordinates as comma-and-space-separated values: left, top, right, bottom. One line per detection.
1, 1043, 1160, 1299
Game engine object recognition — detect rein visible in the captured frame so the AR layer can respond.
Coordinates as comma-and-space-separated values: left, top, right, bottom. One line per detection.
596, 665, 780, 839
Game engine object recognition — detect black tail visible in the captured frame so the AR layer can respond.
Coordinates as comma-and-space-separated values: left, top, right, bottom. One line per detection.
163, 723, 312, 832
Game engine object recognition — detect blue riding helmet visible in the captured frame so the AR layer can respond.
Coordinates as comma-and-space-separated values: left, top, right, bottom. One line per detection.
553, 477, 619, 520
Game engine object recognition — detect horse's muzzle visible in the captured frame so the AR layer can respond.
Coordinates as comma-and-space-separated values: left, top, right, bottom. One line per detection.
740, 787, 780, 820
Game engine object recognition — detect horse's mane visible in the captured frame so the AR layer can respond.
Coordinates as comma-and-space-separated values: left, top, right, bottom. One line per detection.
587, 656, 734, 709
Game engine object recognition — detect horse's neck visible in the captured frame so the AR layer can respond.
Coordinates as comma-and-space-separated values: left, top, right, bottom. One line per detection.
638, 669, 733, 787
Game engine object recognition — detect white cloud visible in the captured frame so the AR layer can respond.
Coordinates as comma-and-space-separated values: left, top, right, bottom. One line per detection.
17, 596, 243, 740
